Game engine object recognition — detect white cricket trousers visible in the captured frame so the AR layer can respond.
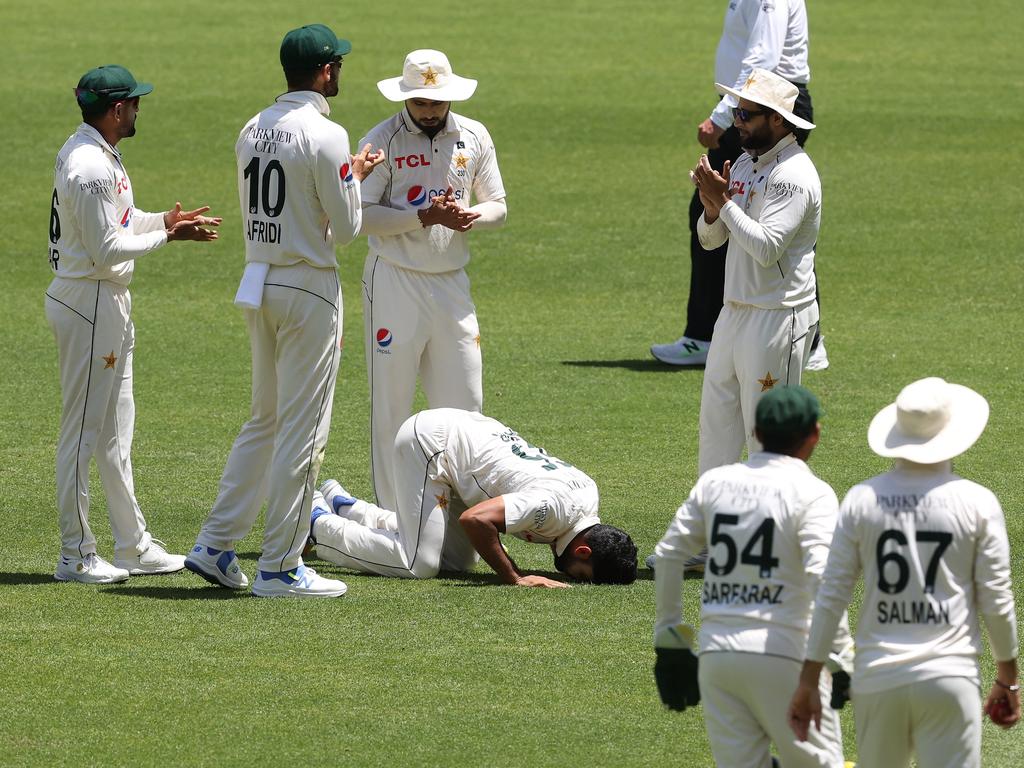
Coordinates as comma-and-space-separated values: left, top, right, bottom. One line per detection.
698, 300, 819, 476
45, 277, 151, 559
313, 410, 479, 579
852, 676, 981, 768
363, 255, 482, 512
196, 263, 341, 573
699, 652, 844, 768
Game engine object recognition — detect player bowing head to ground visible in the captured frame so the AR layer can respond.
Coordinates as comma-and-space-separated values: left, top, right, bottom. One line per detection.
47, 64, 220, 584
357, 50, 507, 515
654, 386, 854, 768
789, 377, 1020, 768
307, 408, 637, 587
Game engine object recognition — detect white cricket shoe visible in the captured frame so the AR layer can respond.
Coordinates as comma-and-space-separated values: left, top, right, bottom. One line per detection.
114, 538, 186, 575
650, 336, 710, 366
805, 336, 829, 371
184, 544, 249, 589
251, 564, 347, 598
54, 553, 129, 584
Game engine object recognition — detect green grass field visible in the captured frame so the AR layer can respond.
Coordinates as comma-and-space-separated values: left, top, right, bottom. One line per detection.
1, 0, 1022, 765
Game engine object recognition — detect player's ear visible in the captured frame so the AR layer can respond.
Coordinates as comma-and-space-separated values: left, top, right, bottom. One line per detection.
573, 544, 592, 561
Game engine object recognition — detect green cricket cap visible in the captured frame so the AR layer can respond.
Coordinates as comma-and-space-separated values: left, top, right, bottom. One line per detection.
755, 385, 821, 438
280, 24, 352, 71
75, 65, 153, 109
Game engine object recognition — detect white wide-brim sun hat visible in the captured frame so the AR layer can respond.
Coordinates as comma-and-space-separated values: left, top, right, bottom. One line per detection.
715, 67, 815, 131
867, 377, 989, 463
377, 49, 477, 102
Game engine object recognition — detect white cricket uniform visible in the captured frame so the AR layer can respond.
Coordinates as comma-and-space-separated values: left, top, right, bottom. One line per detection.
358, 109, 506, 511
711, 0, 811, 130
805, 461, 1019, 768
654, 453, 845, 768
697, 134, 820, 475
44, 123, 168, 559
194, 90, 362, 573
313, 408, 600, 579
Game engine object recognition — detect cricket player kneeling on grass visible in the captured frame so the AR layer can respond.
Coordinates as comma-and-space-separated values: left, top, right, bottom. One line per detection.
307, 408, 637, 588
654, 386, 852, 768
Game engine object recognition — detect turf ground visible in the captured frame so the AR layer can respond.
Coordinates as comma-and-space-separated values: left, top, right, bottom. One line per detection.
1, 0, 1022, 765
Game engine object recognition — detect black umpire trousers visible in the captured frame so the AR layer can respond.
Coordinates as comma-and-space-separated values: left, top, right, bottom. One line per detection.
683, 83, 820, 345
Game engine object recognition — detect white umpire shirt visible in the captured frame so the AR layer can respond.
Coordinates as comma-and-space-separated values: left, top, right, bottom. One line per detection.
236, 90, 362, 269
50, 123, 167, 285
419, 410, 600, 554
805, 463, 1019, 696
655, 452, 838, 661
358, 109, 506, 274
711, 0, 811, 130
698, 134, 820, 309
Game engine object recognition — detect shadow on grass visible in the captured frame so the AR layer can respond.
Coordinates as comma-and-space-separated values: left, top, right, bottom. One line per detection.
562, 359, 705, 372
102, 585, 250, 600
0, 572, 58, 586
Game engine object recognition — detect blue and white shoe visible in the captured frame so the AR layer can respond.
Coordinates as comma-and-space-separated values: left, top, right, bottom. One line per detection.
318, 479, 357, 512
251, 564, 347, 598
184, 544, 248, 589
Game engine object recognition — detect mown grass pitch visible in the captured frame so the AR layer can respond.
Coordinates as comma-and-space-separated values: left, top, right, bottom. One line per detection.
1, 0, 1022, 764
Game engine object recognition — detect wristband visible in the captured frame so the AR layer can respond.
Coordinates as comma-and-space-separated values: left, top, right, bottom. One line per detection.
995, 680, 1021, 693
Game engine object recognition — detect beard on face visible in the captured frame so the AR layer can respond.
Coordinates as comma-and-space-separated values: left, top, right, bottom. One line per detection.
739, 117, 777, 155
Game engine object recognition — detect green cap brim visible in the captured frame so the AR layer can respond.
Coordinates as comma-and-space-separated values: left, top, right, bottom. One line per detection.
335, 38, 352, 56
128, 82, 154, 98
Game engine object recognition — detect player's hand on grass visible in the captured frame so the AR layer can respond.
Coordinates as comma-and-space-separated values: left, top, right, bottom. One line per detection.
353, 143, 385, 181
418, 187, 481, 231
697, 118, 723, 149
515, 574, 571, 589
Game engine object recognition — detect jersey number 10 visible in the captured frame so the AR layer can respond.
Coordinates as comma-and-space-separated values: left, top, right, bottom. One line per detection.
243, 157, 286, 217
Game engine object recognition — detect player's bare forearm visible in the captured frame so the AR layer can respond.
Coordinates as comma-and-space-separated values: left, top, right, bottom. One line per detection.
459, 498, 521, 585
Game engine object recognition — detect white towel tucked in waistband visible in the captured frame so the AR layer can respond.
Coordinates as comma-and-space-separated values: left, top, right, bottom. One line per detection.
234, 262, 270, 309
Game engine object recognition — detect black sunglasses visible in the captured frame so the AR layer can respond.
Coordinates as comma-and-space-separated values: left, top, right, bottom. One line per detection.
732, 106, 772, 122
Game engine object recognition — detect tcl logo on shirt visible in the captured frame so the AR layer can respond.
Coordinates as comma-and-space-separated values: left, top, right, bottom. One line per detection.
394, 154, 431, 170
731, 181, 746, 196
116, 176, 129, 194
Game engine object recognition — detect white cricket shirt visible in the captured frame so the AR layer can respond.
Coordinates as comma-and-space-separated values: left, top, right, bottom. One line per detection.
655, 453, 838, 661
416, 409, 599, 554
358, 109, 506, 273
48, 123, 167, 285
236, 91, 362, 270
711, 0, 811, 129
698, 134, 820, 309
806, 462, 1019, 695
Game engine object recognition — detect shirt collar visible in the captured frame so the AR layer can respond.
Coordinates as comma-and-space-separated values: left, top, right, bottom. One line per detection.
749, 133, 798, 166
77, 122, 121, 160
554, 515, 601, 556
748, 451, 811, 473
276, 90, 331, 116
400, 107, 460, 136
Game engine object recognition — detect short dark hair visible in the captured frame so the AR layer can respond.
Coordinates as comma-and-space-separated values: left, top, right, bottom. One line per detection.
584, 524, 638, 585
759, 424, 816, 456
